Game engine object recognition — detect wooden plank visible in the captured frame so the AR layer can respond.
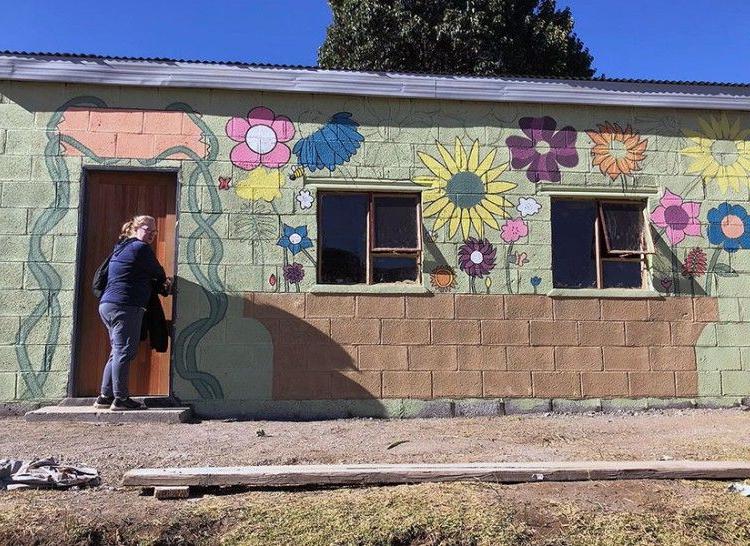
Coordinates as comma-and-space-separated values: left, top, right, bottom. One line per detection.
123, 461, 750, 488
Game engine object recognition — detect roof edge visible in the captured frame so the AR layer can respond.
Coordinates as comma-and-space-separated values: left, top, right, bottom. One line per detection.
1, 52, 749, 111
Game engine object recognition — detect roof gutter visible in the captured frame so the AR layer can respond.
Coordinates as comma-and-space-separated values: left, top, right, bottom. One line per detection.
1, 53, 749, 111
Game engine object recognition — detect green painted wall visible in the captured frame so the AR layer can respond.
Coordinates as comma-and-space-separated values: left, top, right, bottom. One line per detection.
0, 79, 748, 412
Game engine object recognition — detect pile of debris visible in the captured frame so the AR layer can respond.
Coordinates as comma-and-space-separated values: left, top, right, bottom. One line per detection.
0, 458, 99, 491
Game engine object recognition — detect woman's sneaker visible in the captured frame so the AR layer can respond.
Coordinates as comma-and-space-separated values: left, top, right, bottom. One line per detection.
93, 395, 114, 409
110, 397, 144, 411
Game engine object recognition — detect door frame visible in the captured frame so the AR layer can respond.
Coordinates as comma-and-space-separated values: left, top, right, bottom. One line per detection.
69, 165, 182, 398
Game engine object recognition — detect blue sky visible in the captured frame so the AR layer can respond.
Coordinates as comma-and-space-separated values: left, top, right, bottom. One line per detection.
1, 0, 747, 83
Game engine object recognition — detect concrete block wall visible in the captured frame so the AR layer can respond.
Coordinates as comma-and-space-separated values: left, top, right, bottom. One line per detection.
245, 293, 719, 401
0, 78, 748, 413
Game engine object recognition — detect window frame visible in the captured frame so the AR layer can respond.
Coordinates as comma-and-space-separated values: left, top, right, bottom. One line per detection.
553, 197, 654, 290
317, 190, 423, 285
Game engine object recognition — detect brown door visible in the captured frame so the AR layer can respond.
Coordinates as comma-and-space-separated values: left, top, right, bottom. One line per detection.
75, 170, 177, 396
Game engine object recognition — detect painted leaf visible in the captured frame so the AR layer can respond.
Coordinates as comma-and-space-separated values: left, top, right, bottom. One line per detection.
712, 263, 739, 277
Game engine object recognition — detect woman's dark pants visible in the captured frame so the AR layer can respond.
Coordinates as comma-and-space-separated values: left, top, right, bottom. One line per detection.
98, 302, 144, 399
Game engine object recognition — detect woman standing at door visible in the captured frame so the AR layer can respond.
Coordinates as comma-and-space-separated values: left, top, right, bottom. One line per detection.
94, 215, 171, 411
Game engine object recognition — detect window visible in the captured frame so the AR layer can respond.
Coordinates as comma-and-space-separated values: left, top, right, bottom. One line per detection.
318, 192, 422, 285
551, 198, 653, 289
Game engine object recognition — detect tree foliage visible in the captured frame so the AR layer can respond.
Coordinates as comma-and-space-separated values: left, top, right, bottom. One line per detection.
318, 0, 594, 78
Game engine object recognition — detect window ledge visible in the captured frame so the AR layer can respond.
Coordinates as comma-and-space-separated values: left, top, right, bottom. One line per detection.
547, 288, 663, 299
310, 283, 430, 295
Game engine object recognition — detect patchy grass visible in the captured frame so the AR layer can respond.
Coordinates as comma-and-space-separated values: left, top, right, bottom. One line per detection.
2, 482, 750, 545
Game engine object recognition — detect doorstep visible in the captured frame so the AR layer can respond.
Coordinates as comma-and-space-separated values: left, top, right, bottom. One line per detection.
25, 403, 192, 424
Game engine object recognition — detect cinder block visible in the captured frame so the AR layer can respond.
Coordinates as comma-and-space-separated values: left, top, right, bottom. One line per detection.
721, 370, 750, 396
649, 347, 697, 371
578, 321, 625, 346
399, 399, 453, 418
505, 295, 552, 320
648, 298, 693, 321
405, 295, 454, 319
581, 372, 629, 397
454, 398, 504, 417
0, 372, 16, 401
697, 371, 722, 396
530, 321, 576, 346
244, 293, 305, 319
645, 398, 696, 410
694, 397, 741, 409
552, 398, 601, 413
382, 319, 430, 345
306, 294, 355, 318
483, 371, 532, 397
507, 346, 554, 370
408, 345, 458, 371
533, 371, 581, 397
601, 299, 648, 321
432, 371, 482, 397
382, 371, 431, 398
455, 294, 503, 319
358, 345, 408, 370
697, 346, 742, 371
675, 371, 699, 396
504, 398, 551, 414
671, 322, 716, 346
431, 320, 480, 345
628, 371, 676, 397
553, 298, 601, 320
481, 320, 529, 346
693, 297, 719, 321
356, 295, 405, 318
600, 398, 649, 412
459, 345, 506, 371
331, 318, 380, 345
555, 347, 603, 371
603, 347, 649, 371
717, 323, 750, 347
330, 371, 382, 399
624, 321, 671, 346
273, 371, 331, 400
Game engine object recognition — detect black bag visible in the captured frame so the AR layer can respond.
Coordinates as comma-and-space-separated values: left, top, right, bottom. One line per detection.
92, 239, 135, 298
91, 253, 113, 299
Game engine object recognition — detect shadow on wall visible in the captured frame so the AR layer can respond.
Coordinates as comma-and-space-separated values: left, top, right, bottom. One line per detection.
173, 278, 390, 419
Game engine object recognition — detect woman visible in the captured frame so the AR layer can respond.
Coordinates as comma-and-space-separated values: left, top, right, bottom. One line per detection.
94, 215, 172, 411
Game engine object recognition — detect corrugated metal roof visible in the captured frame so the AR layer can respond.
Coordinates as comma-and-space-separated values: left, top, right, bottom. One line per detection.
2, 49, 747, 88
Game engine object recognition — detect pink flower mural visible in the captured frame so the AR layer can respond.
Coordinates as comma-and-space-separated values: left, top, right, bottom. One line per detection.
500, 218, 529, 243
650, 189, 701, 245
226, 107, 295, 170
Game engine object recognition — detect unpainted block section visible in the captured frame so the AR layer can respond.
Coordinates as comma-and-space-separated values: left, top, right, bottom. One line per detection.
382, 319, 430, 345
455, 294, 503, 319
459, 345, 506, 371
432, 371, 482, 398
530, 321, 577, 346
331, 371, 382, 399
552, 398, 602, 413
481, 320, 529, 346
554, 347, 603, 371
648, 298, 693, 321
483, 371, 532, 397
306, 294, 355, 318
533, 372, 581, 398
408, 345, 458, 371
405, 295, 454, 319
356, 295, 405, 318
382, 371, 431, 398
601, 299, 649, 321
629, 371, 676, 397
553, 298, 601, 321
581, 372, 629, 397
358, 345, 408, 371
453, 398, 504, 417
505, 295, 552, 320
431, 320, 480, 345
507, 346, 554, 371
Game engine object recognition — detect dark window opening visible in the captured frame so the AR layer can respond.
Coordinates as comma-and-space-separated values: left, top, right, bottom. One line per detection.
552, 198, 652, 290
318, 191, 421, 285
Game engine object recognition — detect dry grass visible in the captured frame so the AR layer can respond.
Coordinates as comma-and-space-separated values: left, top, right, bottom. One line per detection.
3, 481, 750, 545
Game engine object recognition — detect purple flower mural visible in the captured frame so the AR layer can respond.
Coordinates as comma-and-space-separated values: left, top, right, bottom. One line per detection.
506, 116, 579, 183
283, 262, 305, 284
458, 238, 497, 293
650, 189, 701, 245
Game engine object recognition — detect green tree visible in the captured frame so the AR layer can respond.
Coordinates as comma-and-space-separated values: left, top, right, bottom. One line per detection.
318, 0, 594, 78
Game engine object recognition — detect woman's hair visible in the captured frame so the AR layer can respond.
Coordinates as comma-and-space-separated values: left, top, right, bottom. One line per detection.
119, 215, 156, 240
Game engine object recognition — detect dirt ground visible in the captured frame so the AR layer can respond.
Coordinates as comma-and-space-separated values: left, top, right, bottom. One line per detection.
3, 408, 750, 545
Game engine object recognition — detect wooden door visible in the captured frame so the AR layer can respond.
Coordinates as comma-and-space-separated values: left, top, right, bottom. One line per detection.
75, 170, 176, 396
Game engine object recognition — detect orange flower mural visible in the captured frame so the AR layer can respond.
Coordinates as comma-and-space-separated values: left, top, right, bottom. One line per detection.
586, 122, 648, 181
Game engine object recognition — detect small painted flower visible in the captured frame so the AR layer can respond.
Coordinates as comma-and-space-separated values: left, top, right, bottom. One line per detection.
283, 262, 305, 284
530, 276, 542, 287
269, 274, 277, 287
650, 188, 701, 245
277, 224, 313, 255
508, 251, 529, 266
707, 202, 750, 253
505, 116, 579, 183
586, 122, 648, 180
458, 238, 497, 278
217, 176, 231, 190
500, 218, 529, 243
516, 197, 542, 217
226, 106, 295, 170
296, 189, 314, 210
235, 167, 284, 202
429, 265, 457, 292
682, 247, 707, 278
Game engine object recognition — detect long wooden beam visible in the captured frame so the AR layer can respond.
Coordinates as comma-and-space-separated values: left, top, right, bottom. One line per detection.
123, 461, 750, 488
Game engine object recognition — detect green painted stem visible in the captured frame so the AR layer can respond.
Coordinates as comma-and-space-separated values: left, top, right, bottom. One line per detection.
706, 247, 722, 297
505, 243, 514, 294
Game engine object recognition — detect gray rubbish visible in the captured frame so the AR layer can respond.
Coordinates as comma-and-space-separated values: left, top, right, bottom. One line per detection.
0, 457, 100, 490
727, 482, 750, 496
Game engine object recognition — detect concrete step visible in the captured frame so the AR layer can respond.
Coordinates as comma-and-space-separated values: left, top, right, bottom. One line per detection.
25, 405, 192, 424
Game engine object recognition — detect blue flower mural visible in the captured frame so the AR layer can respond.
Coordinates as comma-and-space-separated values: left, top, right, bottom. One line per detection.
707, 203, 750, 253
277, 224, 313, 255
292, 112, 364, 171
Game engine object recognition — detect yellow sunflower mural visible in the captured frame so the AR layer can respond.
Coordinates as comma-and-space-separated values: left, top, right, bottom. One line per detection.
235, 167, 284, 202
415, 138, 516, 239
681, 113, 750, 193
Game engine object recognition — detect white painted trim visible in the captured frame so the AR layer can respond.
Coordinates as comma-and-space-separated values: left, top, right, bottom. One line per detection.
1, 53, 750, 111
305, 178, 423, 192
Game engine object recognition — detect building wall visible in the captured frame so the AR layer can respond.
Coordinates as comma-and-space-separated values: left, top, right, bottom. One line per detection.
0, 79, 748, 416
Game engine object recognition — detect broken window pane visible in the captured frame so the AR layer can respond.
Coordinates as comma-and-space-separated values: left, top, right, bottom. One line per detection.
319, 193, 368, 284
551, 199, 598, 288
373, 195, 419, 249
600, 202, 645, 253
372, 256, 418, 283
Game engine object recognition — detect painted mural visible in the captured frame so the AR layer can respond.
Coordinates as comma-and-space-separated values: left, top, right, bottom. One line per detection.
3, 80, 750, 406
